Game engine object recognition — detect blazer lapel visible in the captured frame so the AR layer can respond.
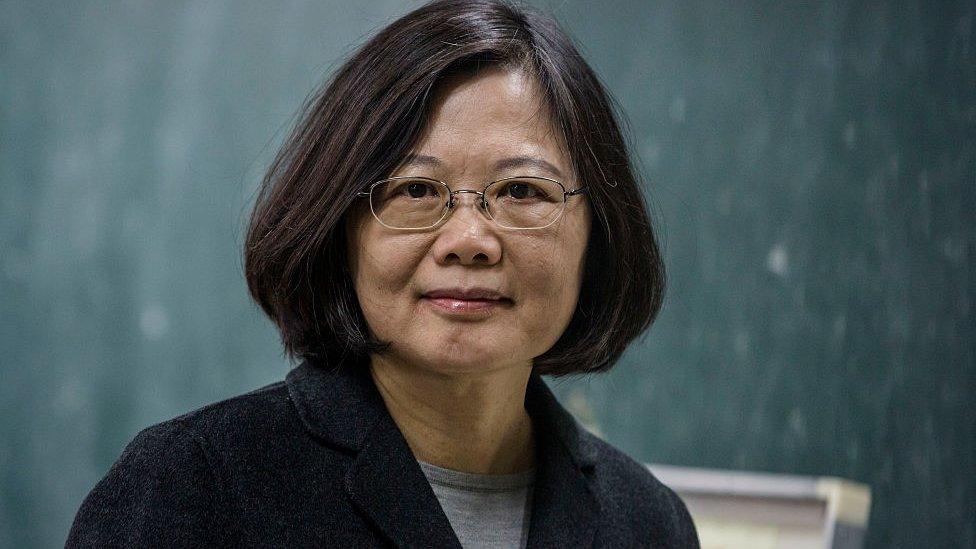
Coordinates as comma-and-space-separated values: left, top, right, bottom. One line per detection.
344, 409, 461, 548
523, 373, 602, 548
287, 358, 460, 548
286, 359, 602, 548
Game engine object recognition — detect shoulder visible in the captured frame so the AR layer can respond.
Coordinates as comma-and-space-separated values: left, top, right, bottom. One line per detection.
581, 429, 700, 547
158, 380, 295, 447
109, 380, 310, 492
116, 380, 297, 471
66, 381, 293, 547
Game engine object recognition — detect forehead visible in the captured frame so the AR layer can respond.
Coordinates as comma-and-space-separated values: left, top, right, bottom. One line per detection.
406, 68, 571, 177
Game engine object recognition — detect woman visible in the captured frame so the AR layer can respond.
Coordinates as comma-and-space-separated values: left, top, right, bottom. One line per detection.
67, 0, 699, 547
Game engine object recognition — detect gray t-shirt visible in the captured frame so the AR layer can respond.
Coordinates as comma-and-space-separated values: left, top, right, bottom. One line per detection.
418, 460, 535, 548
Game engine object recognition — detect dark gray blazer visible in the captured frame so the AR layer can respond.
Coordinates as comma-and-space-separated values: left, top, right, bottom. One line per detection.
66, 358, 699, 548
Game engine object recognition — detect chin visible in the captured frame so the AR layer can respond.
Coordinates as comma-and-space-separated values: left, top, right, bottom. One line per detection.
404, 343, 529, 376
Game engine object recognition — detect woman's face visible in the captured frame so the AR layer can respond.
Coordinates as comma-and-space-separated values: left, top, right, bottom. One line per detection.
346, 68, 591, 377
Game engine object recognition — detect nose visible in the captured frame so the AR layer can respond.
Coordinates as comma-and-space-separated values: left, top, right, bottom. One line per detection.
430, 192, 502, 266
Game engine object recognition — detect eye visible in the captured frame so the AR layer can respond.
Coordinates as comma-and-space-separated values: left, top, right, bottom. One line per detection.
501, 180, 547, 200
405, 182, 433, 198
390, 180, 438, 199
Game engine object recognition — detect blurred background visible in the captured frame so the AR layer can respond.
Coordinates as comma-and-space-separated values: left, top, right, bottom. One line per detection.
1, 0, 973, 546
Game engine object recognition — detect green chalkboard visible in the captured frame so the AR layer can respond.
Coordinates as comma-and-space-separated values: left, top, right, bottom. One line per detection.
1, 1, 973, 547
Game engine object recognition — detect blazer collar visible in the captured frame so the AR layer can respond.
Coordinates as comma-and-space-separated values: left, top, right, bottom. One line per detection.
286, 357, 601, 548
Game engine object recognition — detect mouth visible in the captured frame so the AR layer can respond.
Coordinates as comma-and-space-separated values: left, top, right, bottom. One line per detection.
420, 287, 513, 315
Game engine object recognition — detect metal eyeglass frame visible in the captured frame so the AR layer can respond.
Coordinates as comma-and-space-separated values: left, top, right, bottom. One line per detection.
356, 175, 588, 230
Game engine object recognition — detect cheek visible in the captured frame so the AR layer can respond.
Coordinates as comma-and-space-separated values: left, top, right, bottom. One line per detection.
349, 226, 429, 336
513, 237, 587, 332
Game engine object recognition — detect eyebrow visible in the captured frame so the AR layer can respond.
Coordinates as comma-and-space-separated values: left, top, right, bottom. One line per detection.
399, 153, 565, 179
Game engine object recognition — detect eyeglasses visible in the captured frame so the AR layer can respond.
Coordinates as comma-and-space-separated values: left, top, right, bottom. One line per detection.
357, 176, 587, 230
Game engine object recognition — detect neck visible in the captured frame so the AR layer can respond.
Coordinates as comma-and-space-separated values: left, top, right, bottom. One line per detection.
369, 355, 536, 475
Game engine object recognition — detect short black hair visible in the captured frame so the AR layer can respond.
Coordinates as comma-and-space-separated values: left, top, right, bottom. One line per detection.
244, 0, 665, 377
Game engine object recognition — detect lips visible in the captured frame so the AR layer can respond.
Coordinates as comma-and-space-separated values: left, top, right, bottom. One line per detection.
422, 287, 511, 301
421, 287, 513, 314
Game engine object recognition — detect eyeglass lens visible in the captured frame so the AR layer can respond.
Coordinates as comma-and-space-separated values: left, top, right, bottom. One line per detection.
369, 177, 566, 229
